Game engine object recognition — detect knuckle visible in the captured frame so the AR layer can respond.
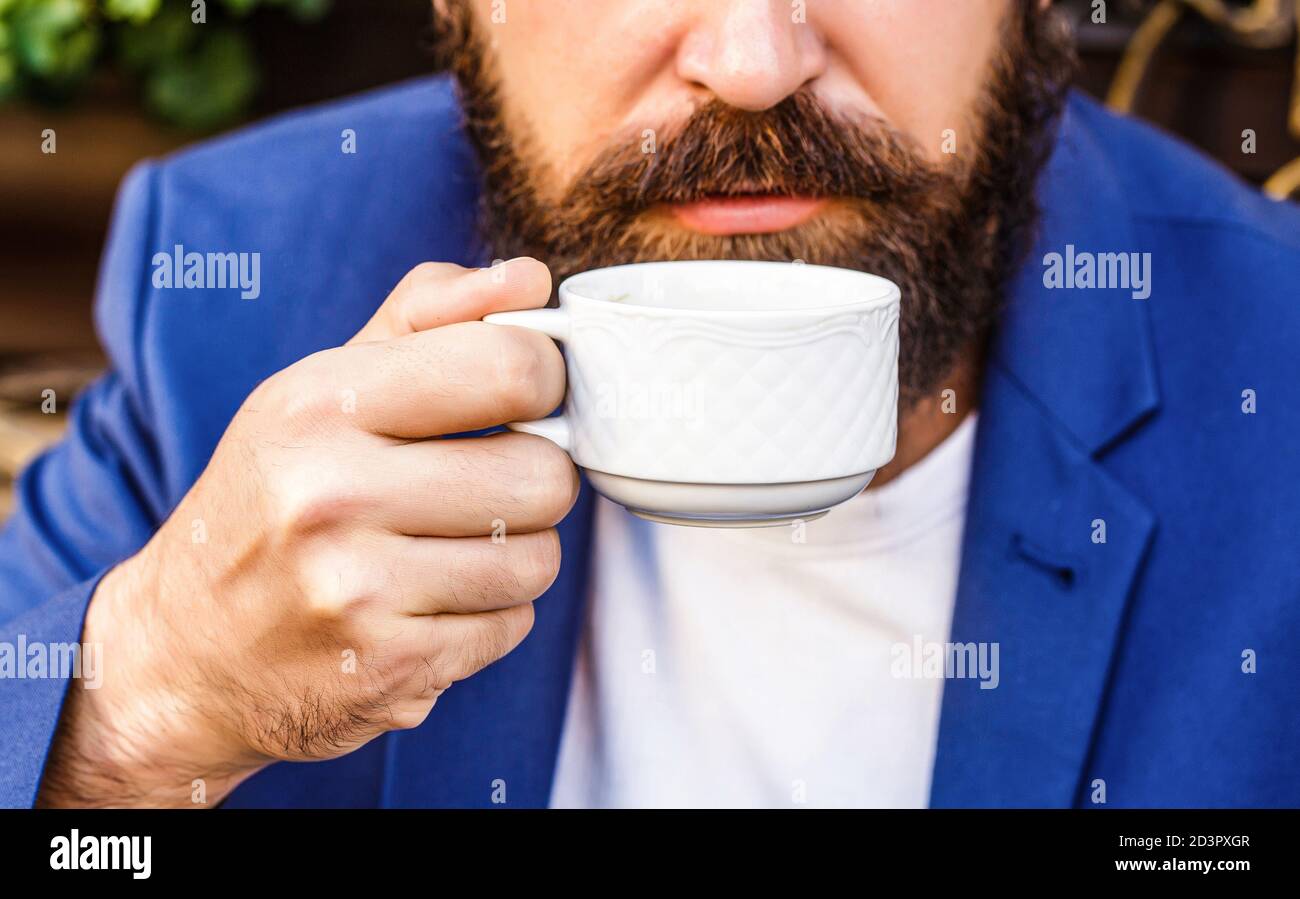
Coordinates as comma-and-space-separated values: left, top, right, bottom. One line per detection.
480, 607, 530, 663
437, 629, 482, 683
404, 261, 459, 291
388, 263, 462, 329
262, 355, 340, 435
515, 530, 562, 598
303, 585, 371, 626
503, 603, 537, 649
518, 602, 537, 637
524, 441, 580, 518
388, 703, 435, 732
275, 472, 359, 538
416, 656, 456, 696
297, 548, 379, 623
489, 327, 550, 418
399, 647, 457, 696
442, 606, 534, 683
471, 618, 504, 669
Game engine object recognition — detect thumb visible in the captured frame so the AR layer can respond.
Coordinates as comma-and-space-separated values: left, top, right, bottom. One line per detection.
348, 257, 552, 345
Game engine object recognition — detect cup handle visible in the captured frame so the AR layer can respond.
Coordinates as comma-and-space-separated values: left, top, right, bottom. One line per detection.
482, 308, 572, 452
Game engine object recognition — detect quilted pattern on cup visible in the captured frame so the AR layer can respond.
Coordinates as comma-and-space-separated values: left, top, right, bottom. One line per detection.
564, 304, 899, 484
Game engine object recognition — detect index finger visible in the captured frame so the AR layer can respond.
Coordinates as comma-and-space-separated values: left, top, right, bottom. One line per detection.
334, 320, 566, 439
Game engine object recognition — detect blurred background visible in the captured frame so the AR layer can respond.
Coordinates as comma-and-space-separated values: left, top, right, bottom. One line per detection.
1, 0, 1298, 518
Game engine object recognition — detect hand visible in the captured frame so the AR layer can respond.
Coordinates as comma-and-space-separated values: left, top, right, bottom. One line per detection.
38, 258, 578, 807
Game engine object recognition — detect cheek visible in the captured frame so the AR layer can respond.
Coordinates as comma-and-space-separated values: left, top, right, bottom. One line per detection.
820, 0, 1009, 161
480, 2, 665, 185
475, 1, 696, 189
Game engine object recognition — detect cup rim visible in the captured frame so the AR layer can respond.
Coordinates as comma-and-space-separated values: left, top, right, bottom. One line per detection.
558, 260, 900, 318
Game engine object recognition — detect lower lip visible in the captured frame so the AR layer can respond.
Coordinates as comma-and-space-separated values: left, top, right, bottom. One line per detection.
667, 196, 827, 235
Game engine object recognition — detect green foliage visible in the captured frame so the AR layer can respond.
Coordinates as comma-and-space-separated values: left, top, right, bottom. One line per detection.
104, 0, 161, 24
0, 22, 16, 101
144, 25, 256, 129
10, 0, 100, 91
0, 0, 333, 128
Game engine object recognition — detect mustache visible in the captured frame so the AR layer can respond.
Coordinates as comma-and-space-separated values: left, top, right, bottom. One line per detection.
561, 89, 951, 213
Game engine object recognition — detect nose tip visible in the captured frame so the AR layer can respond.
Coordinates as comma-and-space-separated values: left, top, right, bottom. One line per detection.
676, 1, 826, 112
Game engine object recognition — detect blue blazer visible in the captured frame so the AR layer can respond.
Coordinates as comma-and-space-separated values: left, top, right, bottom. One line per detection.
2, 77, 1297, 808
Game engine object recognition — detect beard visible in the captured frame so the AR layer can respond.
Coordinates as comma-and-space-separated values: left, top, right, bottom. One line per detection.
433, 2, 1076, 409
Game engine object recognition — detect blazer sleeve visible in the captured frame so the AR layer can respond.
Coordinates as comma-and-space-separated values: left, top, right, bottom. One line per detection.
0, 161, 170, 807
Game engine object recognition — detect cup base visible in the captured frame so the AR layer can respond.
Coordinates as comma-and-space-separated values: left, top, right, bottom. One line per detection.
629, 509, 831, 529
583, 469, 877, 529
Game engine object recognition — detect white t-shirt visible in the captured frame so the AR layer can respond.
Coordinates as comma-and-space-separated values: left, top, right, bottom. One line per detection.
549, 412, 978, 808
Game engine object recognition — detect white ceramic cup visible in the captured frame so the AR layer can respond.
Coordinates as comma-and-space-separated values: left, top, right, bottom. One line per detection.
484, 260, 900, 527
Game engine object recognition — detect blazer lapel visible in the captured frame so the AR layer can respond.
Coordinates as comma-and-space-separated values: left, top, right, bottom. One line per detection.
382, 482, 595, 807
928, 366, 1156, 806
930, 93, 1161, 807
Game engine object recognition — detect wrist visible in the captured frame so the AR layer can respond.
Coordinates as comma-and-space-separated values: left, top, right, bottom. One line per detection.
38, 553, 264, 808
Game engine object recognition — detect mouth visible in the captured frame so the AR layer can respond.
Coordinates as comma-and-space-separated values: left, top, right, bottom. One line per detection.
664, 194, 828, 236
